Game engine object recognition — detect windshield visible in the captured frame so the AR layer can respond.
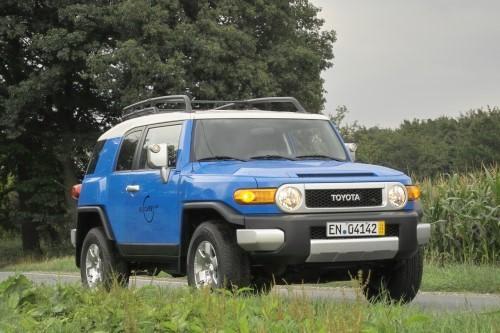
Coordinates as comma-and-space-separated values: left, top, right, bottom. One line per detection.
193, 118, 347, 161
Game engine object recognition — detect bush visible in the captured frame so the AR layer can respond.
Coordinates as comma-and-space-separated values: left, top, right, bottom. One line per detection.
421, 166, 499, 264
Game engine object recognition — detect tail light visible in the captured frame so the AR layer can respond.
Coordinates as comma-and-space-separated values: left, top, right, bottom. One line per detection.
71, 184, 82, 200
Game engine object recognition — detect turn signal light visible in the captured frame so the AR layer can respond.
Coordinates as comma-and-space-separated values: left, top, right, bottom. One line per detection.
71, 184, 82, 200
234, 189, 276, 204
406, 185, 421, 201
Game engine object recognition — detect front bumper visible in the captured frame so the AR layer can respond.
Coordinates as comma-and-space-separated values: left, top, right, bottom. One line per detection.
307, 237, 399, 262
237, 210, 429, 264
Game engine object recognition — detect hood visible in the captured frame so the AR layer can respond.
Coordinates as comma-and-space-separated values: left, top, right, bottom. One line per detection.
192, 160, 406, 179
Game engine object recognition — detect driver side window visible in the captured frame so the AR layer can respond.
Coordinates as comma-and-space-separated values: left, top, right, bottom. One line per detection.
139, 124, 182, 169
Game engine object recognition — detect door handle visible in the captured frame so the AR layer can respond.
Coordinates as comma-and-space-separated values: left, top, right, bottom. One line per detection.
126, 185, 140, 193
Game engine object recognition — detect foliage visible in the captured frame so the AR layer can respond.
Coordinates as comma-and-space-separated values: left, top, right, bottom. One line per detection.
421, 166, 500, 264
0, 230, 22, 268
340, 107, 500, 178
0, 173, 16, 230
0, 275, 499, 332
330, 105, 361, 142
0, 0, 335, 249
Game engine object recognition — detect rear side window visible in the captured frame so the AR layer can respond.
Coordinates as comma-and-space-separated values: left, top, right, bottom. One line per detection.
139, 124, 182, 169
116, 130, 142, 171
86, 140, 105, 175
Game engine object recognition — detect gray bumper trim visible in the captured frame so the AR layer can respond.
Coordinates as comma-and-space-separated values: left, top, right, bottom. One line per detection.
236, 229, 285, 252
417, 223, 431, 245
306, 237, 399, 263
71, 229, 76, 248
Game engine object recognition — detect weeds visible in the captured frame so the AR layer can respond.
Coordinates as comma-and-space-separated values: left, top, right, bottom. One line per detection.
0, 275, 498, 332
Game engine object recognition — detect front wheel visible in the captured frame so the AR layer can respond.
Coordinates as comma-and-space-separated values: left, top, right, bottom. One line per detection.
187, 221, 250, 290
80, 227, 129, 289
363, 247, 424, 304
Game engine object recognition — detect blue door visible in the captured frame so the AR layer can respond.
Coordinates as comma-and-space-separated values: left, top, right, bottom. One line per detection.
123, 123, 184, 245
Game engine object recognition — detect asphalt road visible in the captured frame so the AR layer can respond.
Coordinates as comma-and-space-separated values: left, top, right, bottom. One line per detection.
1, 271, 499, 312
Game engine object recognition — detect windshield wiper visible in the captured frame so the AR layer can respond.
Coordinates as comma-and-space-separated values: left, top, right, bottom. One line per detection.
249, 155, 296, 161
295, 154, 341, 161
197, 156, 247, 162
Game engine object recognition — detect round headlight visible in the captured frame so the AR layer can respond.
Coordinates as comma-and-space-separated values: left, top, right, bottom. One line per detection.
275, 186, 303, 212
388, 184, 407, 208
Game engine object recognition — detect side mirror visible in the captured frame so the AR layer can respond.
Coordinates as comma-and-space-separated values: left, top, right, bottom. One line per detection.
147, 143, 177, 183
345, 143, 357, 161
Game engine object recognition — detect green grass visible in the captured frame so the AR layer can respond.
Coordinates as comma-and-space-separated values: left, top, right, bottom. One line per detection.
320, 262, 500, 294
0, 235, 23, 268
3, 256, 499, 294
0, 275, 498, 333
421, 263, 500, 294
1, 256, 76, 273
0, 233, 73, 269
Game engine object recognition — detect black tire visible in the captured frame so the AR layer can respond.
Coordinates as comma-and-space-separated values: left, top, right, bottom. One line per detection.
363, 247, 424, 304
80, 227, 129, 290
187, 221, 250, 290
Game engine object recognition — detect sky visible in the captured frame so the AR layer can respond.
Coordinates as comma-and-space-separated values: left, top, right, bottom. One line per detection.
311, 0, 500, 127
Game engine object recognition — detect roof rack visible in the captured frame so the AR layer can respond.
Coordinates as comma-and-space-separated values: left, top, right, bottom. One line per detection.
122, 95, 192, 120
122, 95, 306, 120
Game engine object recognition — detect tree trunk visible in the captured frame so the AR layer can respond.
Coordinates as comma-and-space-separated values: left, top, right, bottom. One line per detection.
16, 144, 42, 254
58, 142, 78, 222
21, 220, 41, 255
53, 133, 79, 250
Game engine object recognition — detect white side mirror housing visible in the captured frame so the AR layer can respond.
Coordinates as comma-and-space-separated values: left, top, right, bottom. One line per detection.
345, 143, 357, 161
147, 144, 177, 183
147, 143, 168, 168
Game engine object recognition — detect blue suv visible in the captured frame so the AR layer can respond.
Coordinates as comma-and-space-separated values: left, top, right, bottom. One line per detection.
71, 95, 430, 303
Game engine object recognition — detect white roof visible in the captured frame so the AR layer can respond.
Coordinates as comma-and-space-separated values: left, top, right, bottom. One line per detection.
98, 110, 329, 140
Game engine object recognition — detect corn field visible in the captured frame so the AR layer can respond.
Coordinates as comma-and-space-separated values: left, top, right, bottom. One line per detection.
420, 166, 500, 264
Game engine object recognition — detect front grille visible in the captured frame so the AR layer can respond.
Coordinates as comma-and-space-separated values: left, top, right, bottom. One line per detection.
305, 188, 382, 208
310, 224, 398, 240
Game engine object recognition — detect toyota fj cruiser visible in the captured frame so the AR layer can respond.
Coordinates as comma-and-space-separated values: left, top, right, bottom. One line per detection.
71, 95, 430, 303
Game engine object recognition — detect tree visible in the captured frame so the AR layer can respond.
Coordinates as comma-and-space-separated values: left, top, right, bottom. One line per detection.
0, 0, 335, 252
349, 107, 500, 178
329, 105, 360, 141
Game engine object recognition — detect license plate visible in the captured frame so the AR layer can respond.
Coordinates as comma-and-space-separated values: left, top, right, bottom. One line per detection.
326, 221, 385, 237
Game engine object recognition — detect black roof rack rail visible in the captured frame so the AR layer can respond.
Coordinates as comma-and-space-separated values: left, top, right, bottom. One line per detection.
122, 95, 192, 120
211, 97, 306, 113
122, 95, 306, 120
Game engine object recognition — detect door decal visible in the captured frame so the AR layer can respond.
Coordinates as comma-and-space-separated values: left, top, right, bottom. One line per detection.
139, 195, 159, 223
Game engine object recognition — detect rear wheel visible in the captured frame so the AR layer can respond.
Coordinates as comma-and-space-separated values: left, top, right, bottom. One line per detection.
363, 247, 424, 303
80, 227, 129, 289
187, 221, 250, 290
